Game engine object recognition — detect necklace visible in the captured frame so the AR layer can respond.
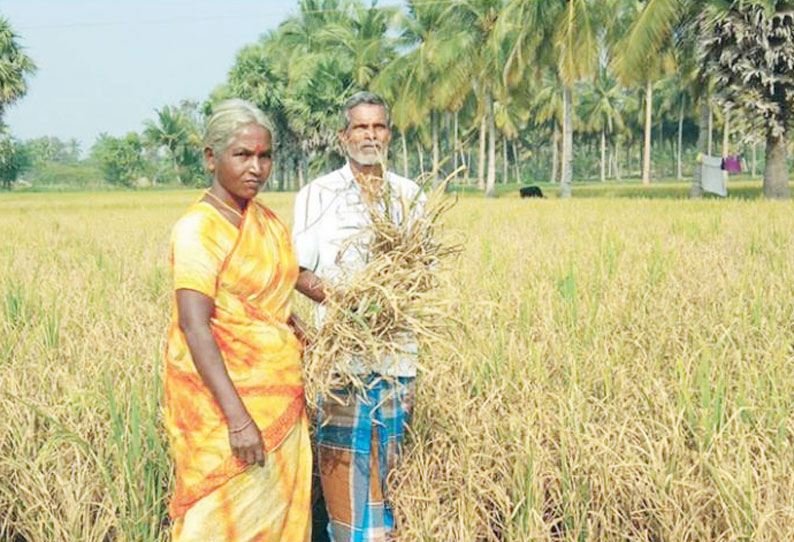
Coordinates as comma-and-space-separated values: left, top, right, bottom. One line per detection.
204, 190, 244, 220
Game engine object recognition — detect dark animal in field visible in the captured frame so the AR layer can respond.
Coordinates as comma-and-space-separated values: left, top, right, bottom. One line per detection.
519, 185, 545, 198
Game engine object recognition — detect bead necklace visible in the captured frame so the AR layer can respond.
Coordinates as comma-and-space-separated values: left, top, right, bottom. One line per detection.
204, 190, 244, 220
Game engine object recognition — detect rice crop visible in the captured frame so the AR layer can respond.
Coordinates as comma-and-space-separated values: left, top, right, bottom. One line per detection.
2, 188, 794, 541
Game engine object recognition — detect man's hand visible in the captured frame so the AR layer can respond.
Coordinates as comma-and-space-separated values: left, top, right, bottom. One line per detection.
296, 268, 326, 303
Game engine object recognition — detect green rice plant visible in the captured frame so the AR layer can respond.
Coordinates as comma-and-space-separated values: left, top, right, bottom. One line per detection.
103, 366, 171, 542
41, 302, 61, 350
4, 280, 34, 328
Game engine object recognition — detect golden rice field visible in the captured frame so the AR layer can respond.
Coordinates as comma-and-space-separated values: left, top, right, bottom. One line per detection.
2, 187, 794, 541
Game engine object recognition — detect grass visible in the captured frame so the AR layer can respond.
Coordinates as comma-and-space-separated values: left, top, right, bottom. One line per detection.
2, 187, 794, 541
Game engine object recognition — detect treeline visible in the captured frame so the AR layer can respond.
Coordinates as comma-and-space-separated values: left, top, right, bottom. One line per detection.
3, 1, 793, 195
209, 0, 790, 197
1, 101, 207, 190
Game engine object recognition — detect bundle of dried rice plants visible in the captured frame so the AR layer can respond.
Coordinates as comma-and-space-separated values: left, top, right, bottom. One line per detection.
301, 172, 462, 410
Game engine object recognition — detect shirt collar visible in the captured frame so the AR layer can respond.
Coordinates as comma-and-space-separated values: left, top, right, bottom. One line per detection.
340, 162, 394, 193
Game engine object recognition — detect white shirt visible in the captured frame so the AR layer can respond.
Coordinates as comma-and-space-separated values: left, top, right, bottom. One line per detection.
292, 163, 424, 377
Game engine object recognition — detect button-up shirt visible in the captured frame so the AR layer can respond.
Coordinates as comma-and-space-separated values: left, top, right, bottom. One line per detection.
292, 163, 424, 377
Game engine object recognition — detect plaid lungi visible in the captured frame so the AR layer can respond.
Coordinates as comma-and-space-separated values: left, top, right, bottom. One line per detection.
316, 377, 415, 542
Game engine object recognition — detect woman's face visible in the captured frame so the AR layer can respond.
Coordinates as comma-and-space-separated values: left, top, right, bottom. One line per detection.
207, 123, 272, 202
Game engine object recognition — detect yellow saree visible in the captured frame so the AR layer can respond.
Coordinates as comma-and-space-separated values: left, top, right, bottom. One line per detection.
164, 199, 310, 542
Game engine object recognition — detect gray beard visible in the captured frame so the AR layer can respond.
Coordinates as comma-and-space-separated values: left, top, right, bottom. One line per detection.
347, 145, 388, 167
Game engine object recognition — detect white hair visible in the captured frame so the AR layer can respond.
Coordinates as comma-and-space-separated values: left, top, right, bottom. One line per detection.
203, 99, 274, 154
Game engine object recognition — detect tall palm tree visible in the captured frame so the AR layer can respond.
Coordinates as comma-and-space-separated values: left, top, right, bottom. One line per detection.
528, 71, 565, 183
612, 0, 678, 185
372, 0, 475, 181
0, 18, 36, 126
502, 0, 602, 197
580, 70, 626, 182
441, 0, 505, 196
608, 0, 728, 196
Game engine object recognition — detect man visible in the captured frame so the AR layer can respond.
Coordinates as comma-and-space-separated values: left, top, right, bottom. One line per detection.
293, 91, 422, 542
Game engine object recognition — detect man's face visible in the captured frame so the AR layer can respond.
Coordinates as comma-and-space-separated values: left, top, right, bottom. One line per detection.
340, 103, 392, 167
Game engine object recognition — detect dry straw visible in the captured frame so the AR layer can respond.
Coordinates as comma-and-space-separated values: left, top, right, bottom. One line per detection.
301, 171, 463, 410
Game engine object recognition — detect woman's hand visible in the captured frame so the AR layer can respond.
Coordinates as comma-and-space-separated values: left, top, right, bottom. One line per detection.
228, 418, 265, 467
288, 313, 311, 348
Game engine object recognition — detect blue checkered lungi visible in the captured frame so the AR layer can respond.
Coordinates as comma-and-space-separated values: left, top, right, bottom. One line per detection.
316, 376, 415, 542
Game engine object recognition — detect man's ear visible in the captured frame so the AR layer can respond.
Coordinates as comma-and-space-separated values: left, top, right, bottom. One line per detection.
338, 129, 348, 147
204, 147, 215, 173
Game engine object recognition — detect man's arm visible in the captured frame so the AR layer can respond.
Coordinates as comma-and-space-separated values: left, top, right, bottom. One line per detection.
295, 268, 326, 303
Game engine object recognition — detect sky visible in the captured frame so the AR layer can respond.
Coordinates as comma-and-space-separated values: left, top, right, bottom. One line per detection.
0, 1, 361, 154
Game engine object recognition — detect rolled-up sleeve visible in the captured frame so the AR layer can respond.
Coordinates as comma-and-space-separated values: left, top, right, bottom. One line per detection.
292, 184, 319, 272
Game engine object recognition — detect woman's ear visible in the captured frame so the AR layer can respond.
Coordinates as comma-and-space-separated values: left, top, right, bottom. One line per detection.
204, 147, 216, 173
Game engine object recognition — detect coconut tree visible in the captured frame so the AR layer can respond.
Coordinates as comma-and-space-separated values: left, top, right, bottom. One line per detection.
580, 69, 626, 182
501, 0, 603, 198
612, 0, 679, 185
701, 1, 794, 199
143, 106, 192, 184
317, 1, 401, 88
528, 71, 565, 183
372, 0, 475, 181
608, 0, 739, 196
439, 0, 506, 196
0, 18, 36, 126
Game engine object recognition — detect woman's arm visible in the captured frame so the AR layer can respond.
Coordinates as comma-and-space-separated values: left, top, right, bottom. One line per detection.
177, 289, 265, 467
287, 312, 310, 347
295, 268, 326, 303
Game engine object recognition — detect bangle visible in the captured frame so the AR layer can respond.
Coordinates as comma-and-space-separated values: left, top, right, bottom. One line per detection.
228, 417, 254, 433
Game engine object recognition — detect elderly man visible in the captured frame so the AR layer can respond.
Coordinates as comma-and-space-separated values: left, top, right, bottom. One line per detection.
293, 91, 422, 542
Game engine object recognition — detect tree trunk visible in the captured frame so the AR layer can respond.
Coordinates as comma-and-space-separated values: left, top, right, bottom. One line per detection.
600, 129, 606, 182
502, 136, 508, 184
401, 129, 409, 178
615, 139, 622, 181
677, 96, 685, 180
752, 142, 757, 178
642, 79, 653, 185
560, 85, 573, 198
477, 114, 486, 190
763, 128, 790, 199
453, 111, 459, 180
708, 105, 713, 155
466, 149, 472, 184
417, 141, 425, 177
171, 152, 182, 185
551, 121, 559, 183
485, 95, 497, 197
512, 140, 520, 184
690, 98, 710, 199
297, 158, 304, 190
722, 108, 730, 184
432, 110, 440, 184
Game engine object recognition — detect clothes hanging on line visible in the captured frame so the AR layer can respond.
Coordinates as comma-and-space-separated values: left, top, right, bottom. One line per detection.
700, 154, 727, 197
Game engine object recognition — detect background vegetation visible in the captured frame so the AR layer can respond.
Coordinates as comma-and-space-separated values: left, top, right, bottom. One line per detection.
2, 1, 794, 195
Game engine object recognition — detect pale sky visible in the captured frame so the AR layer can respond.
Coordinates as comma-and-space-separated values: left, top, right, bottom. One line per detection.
0, 1, 326, 153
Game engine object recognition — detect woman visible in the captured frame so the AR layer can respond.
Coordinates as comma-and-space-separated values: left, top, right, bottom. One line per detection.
163, 99, 311, 542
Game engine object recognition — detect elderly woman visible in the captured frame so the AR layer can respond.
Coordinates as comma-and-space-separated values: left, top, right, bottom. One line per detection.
163, 99, 311, 542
